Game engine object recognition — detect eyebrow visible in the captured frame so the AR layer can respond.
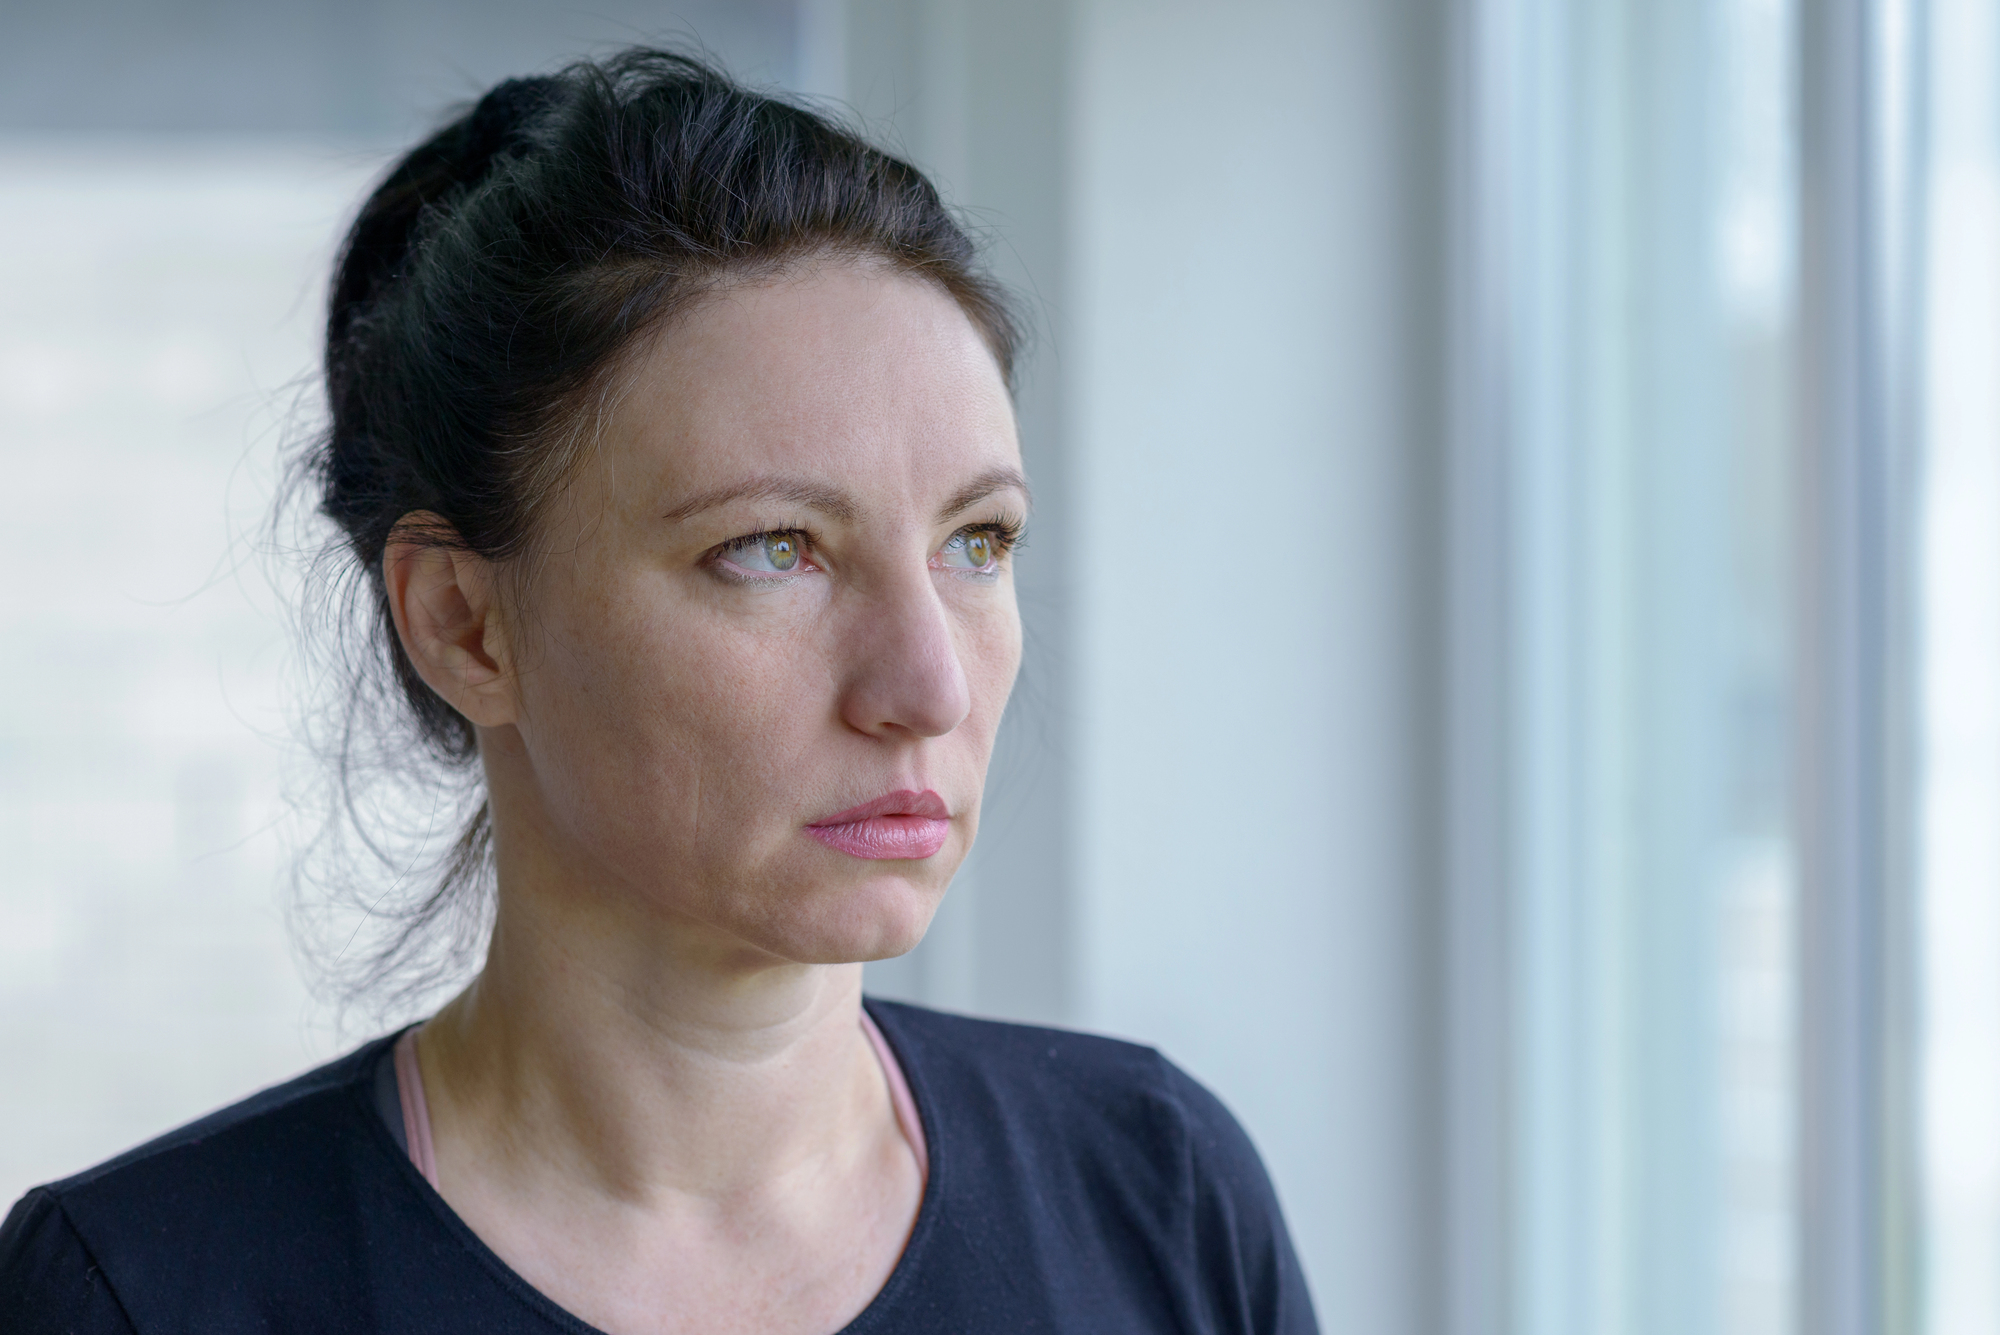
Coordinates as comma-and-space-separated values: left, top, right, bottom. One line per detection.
661, 477, 860, 524
935, 465, 1032, 524
661, 464, 1031, 527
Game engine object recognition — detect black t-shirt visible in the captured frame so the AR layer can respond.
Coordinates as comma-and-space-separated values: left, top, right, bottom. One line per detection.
0, 1000, 1318, 1333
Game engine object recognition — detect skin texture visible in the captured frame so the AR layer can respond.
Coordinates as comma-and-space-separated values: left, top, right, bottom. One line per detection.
382, 261, 1025, 1335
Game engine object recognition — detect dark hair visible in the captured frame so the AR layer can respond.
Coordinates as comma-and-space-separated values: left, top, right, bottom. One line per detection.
293, 48, 1018, 1015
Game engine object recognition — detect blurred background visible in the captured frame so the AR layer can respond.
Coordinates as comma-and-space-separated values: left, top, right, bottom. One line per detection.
0, 1, 1993, 1332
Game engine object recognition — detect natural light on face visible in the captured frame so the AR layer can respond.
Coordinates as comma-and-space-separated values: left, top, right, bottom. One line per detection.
0, 137, 376, 1211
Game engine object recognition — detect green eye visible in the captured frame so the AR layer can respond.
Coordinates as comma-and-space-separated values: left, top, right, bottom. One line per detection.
763, 533, 800, 571
939, 528, 1002, 571
720, 531, 809, 576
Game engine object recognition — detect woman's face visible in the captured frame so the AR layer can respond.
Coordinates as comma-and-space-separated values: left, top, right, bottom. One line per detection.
485, 262, 1025, 967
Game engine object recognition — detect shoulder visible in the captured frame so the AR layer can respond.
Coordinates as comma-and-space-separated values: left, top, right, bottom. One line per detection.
2, 1037, 409, 1332
865, 999, 1319, 1334
865, 996, 1256, 1166
0, 1190, 137, 1334
47, 1038, 390, 1195
864, 995, 1172, 1099
38, 1036, 393, 1217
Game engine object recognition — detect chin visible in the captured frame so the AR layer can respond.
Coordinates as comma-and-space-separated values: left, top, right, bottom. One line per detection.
750, 866, 945, 966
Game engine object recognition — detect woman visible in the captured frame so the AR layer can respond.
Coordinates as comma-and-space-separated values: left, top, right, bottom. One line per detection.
0, 50, 1316, 1334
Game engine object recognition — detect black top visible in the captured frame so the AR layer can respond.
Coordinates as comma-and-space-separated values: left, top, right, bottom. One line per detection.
0, 1000, 1318, 1334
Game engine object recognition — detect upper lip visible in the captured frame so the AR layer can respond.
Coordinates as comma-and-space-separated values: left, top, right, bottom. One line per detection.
809, 789, 949, 825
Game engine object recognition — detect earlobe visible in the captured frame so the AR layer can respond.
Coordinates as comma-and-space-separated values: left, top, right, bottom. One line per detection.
383, 515, 515, 729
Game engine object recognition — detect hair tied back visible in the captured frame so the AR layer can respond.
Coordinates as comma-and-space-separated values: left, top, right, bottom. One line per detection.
297, 47, 1018, 1020
327, 76, 559, 352
463, 77, 562, 177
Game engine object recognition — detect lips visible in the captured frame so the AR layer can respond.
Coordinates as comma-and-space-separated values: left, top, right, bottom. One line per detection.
806, 789, 950, 861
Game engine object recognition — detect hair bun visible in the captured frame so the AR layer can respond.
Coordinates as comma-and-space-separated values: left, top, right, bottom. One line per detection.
462, 77, 561, 179
327, 77, 560, 354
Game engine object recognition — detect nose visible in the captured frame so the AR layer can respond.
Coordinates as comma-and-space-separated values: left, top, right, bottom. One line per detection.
837, 568, 973, 739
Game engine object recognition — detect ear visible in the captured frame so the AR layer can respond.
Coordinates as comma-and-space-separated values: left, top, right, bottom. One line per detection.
383, 514, 516, 729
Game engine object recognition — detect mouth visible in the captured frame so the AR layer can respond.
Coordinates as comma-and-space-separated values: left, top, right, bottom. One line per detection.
806, 789, 951, 861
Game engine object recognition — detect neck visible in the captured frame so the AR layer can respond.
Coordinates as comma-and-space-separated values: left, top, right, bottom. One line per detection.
417, 882, 885, 1205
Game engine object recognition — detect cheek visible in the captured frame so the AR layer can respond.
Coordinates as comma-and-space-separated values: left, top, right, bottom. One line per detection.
960, 593, 1024, 734
516, 578, 835, 860
509, 567, 1019, 902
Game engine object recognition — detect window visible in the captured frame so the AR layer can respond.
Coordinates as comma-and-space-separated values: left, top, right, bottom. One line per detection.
0, 138, 373, 1207
1918, 1, 2000, 1331
1448, 1, 1802, 1330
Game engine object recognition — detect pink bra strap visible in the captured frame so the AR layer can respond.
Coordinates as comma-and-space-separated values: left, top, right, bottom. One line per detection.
392, 1029, 440, 1190
859, 1009, 929, 1179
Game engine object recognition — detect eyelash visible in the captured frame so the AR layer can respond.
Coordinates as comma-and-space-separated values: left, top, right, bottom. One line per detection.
953, 516, 1027, 564
708, 517, 1027, 582
716, 527, 821, 557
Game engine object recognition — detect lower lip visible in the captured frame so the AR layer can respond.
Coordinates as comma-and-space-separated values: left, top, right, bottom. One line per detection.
806, 816, 950, 860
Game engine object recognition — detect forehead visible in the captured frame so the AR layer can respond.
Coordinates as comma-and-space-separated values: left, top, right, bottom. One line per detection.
600, 263, 1021, 499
